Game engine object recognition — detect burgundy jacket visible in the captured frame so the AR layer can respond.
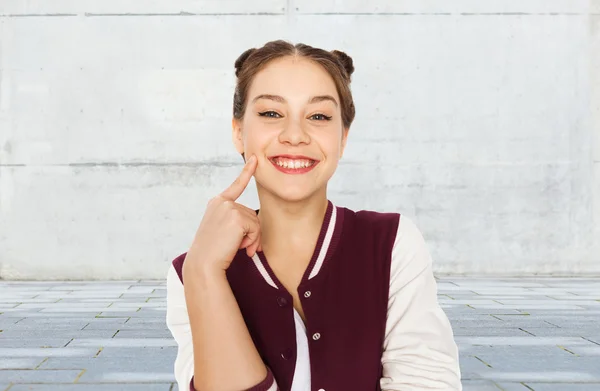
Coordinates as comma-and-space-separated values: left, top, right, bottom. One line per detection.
167, 201, 462, 391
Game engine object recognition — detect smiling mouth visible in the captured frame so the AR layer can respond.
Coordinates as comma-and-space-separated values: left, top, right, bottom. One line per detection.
268, 156, 319, 174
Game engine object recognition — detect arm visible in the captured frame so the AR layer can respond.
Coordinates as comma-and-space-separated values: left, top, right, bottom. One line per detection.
166, 263, 278, 391
380, 216, 462, 391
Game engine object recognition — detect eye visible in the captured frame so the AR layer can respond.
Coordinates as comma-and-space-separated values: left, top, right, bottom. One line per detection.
258, 111, 282, 118
309, 113, 332, 121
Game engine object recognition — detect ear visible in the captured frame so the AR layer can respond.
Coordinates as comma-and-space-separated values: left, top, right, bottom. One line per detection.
339, 127, 350, 159
232, 118, 244, 155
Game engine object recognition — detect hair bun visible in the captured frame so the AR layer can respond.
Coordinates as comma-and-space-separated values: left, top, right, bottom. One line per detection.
235, 48, 257, 77
331, 50, 354, 77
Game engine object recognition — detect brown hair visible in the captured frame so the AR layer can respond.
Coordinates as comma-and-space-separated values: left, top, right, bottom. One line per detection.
233, 40, 356, 129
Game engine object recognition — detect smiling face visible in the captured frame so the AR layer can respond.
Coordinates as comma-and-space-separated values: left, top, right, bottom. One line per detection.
233, 56, 349, 202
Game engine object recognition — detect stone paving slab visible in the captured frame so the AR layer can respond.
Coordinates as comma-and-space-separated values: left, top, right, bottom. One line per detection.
0, 348, 101, 358
0, 370, 84, 383
0, 330, 118, 340
462, 380, 529, 390
0, 359, 43, 370
526, 385, 599, 391
37, 357, 175, 372
95, 347, 177, 358
1, 277, 600, 391
0, 338, 74, 348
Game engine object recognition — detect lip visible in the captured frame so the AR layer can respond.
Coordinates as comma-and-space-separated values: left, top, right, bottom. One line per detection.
268, 154, 320, 175
269, 154, 317, 160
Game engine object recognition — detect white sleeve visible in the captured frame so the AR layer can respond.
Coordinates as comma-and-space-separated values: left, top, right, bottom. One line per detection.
166, 264, 196, 391
380, 216, 462, 391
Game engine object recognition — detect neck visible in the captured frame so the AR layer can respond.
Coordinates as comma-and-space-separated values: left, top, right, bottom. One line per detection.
256, 186, 329, 252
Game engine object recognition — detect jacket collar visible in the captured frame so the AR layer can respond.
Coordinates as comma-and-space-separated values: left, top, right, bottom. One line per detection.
251, 200, 342, 289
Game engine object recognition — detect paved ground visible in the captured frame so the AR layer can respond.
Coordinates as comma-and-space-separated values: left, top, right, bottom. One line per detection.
0, 277, 599, 391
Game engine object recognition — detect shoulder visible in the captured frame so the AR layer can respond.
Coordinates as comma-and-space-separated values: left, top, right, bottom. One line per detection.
342, 206, 401, 238
349, 208, 421, 239
394, 215, 427, 246
389, 215, 434, 283
346, 207, 429, 254
342, 208, 432, 281
353, 208, 400, 226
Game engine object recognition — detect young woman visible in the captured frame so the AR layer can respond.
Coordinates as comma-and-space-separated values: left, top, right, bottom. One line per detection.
166, 40, 462, 391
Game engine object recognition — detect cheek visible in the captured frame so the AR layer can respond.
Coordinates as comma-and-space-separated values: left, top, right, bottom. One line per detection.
241, 123, 273, 151
317, 131, 344, 158
240, 117, 258, 143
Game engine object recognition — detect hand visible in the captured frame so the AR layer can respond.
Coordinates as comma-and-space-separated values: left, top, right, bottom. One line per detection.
185, 155, 261, 274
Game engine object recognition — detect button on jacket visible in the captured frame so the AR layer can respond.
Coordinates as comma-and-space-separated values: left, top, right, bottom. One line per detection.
166, 201, 462, 390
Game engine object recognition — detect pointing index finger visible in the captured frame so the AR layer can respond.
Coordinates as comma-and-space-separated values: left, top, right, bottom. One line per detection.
220, 155, 257, 201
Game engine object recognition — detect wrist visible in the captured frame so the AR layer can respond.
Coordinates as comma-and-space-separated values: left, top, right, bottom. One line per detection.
182, 259, 227, 285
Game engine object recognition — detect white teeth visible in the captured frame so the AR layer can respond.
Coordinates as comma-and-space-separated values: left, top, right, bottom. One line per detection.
274, 158, 313, 169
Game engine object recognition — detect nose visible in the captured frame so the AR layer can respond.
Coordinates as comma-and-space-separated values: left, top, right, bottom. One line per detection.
278, 117, 310, 146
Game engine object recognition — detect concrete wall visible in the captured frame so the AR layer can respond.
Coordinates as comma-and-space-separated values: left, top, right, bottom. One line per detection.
0, 0, 598, 279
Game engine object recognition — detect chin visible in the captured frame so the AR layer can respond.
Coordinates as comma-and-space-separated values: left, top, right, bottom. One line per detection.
272, 187, 318, 203
258, 180, 322, 203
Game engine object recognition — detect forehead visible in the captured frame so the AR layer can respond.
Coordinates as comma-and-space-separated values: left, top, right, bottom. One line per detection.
248, 56, 340, 102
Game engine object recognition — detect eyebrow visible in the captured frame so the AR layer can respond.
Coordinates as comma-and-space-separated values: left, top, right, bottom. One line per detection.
251, 94, 338, 107
309, 95, 338, 107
